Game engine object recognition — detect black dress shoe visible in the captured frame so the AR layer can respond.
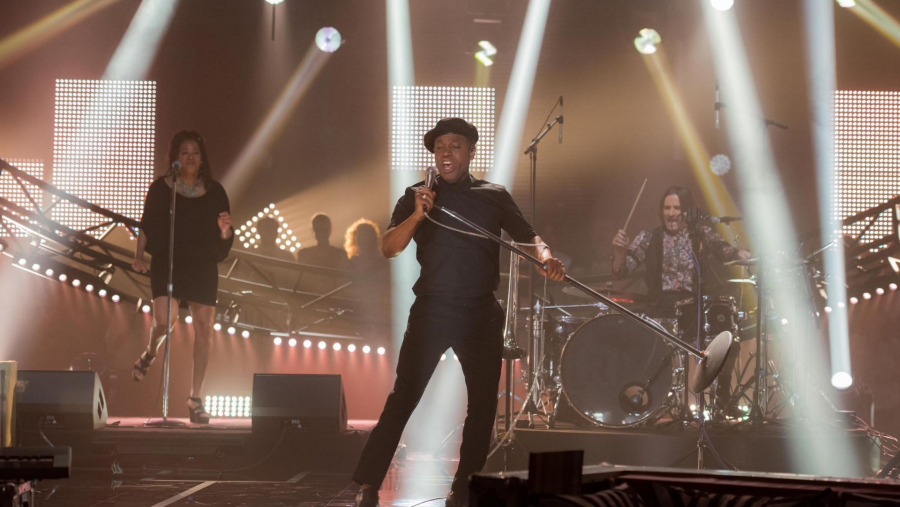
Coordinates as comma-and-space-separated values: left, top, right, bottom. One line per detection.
355, 486, 379, 507
445, 490, 467, 507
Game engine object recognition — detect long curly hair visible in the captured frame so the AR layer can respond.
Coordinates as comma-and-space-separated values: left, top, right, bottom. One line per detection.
166, 130, 212, 190
344, 219, 381, 259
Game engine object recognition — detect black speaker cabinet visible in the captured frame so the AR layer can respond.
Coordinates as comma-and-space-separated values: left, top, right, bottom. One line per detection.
17, 370, 108, 430
252, 374, 347, 433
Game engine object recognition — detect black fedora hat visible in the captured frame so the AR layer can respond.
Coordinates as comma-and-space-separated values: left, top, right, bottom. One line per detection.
423, 118, 479, 153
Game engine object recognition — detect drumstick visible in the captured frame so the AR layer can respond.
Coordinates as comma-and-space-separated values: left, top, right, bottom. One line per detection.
622, 178, 648, 232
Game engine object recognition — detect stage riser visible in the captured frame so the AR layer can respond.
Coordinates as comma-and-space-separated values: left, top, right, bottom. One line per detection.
486, 429, 878, 477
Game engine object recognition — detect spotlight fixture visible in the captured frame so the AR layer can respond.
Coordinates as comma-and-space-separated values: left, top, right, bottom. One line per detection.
475, 40, 497, 67
891, 283, 898, 291
333, 342, 342, 351
634, 28, 661, 55
112, 294, 120, 303
824, 306, 833, 313
850, 296, 859, 304
72, 279, 81, 287
227, 326, 236, 335
185, 315, 193, 324
877, 288, 885, 295
274, 337, 283, 345
363, 345, 371, 354
836, 0, 855, 7
17, 258, 26, 266
59, 274, 67, 282
710, 0, 734, 11
142, 304, 151, 313
710, 154, 732, 176
303, 340, 312, 348
45, 269, 54, 277
31, 263, 40, 271
242, 330, 250, 339
377, 347, 386, 356
289, 338, 297, 347
863, 292, 872, 300
318, 341, 327, 350
832, 371, 853, 389
347, 344, 356, 352
265, 0, 284, 4
213, 323, 222, 331
85, 284, 94, 292
98, 289, 107, 297
315, 27, 342, 53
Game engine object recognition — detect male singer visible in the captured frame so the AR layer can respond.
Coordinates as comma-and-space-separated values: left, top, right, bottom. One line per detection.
353, 118, 565, 507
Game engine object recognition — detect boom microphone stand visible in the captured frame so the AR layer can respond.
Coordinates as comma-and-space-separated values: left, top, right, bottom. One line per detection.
521, 97, 563, 419
146, 162, 186, 428
432, 204, 734, 394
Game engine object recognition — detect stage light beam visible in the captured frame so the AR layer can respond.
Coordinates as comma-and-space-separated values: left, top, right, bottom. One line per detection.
0, 0, 123, 72
103, 0, 180, 81
223, 44, 334, 202
493, 0, 552, 189
842, 0, 900, 49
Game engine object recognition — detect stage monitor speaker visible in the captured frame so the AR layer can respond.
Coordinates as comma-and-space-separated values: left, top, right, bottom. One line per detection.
252, 374, 347, 433
17, 370, 108, 430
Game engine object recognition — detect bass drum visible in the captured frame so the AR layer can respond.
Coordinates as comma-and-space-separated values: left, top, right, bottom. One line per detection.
559, 314, 681, 428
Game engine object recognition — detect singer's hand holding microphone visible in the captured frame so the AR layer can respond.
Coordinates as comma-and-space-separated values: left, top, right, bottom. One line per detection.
414, 167, 438, 219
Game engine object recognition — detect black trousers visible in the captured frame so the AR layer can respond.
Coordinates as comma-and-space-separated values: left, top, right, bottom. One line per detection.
352, 295, 504, 494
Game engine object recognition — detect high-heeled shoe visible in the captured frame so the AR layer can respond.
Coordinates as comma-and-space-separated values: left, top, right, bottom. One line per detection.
186, 397, 210, 424
132, 351, 156, 382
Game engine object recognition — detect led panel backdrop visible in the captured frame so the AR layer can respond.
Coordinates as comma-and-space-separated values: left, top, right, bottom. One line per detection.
52, 79, 156, 236
391, 86, 495, 172
0, 158, 44, 238
834, 90, 900, 244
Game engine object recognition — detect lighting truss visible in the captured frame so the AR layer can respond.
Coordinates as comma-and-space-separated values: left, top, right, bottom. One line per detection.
0, 158, 43, 237
834, 90, 900, 245
52, 79, 156, 236
392, 86, 495, 172
236, 203, 299, 253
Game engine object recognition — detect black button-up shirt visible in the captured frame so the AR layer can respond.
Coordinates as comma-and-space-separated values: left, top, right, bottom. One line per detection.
390, 174, 536, 298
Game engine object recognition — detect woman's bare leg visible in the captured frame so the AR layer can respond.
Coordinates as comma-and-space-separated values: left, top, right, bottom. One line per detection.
187, 302, 215, 398
148, 296, 180, 356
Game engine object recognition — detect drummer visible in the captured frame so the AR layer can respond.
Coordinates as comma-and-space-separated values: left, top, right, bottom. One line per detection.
611, 185, 751, 417
611, 185, 751, 317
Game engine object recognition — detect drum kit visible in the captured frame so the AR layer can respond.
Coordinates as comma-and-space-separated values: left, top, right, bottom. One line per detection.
502, 251, 792, 431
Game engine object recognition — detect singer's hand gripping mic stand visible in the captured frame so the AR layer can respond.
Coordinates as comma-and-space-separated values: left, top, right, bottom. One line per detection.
431, 204, 736, 396
146, 163, 186, 428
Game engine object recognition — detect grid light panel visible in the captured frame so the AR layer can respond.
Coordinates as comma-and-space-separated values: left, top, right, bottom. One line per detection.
392, 86, 495, 172
205, 395, 251, 418
237, 204, 299, 253
52, 79, 156, 236
834, 90, 900, 245
0, 159, 44, 238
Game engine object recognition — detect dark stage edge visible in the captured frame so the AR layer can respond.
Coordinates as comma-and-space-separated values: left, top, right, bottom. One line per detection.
19, 417, 375, 476
485, 423, 880, 477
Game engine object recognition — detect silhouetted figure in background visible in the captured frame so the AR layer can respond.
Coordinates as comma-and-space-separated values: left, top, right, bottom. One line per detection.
296, 213, 347, 269
345, 219, 388, 273
255, 216, 296, 262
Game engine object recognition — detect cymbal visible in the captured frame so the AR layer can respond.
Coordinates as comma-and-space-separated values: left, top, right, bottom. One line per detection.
724, 258, 759, 267
561, 286, 646, 304
691, 331, 736, 393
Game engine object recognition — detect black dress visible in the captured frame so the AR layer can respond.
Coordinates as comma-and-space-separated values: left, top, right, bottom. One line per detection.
140, 177, 234, 306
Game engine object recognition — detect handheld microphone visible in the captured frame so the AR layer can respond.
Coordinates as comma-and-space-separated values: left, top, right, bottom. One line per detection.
423, 166, 437, 213
558, 96, 564, 144
710, 215, 742, 224
715, 80, 720, 130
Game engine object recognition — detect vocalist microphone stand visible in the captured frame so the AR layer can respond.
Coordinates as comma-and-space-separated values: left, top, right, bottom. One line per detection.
432, 204, 734, 393
521, 97, 563, 421
146, 166, 186, 428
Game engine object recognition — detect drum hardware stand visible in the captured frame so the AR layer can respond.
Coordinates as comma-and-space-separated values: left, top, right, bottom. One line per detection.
432, 204, 735, 394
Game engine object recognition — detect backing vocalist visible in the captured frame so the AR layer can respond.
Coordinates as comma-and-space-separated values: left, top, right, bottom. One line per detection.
130, 131, 234, 424
352, 118, 565, 507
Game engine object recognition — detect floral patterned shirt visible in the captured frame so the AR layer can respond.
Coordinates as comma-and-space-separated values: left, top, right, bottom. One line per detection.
616, 225, 737, 293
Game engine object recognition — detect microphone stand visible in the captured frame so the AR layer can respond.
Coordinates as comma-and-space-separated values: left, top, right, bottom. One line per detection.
146, 167, 186, 428
432, 204, 734, 394
521, 97, 563, 421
